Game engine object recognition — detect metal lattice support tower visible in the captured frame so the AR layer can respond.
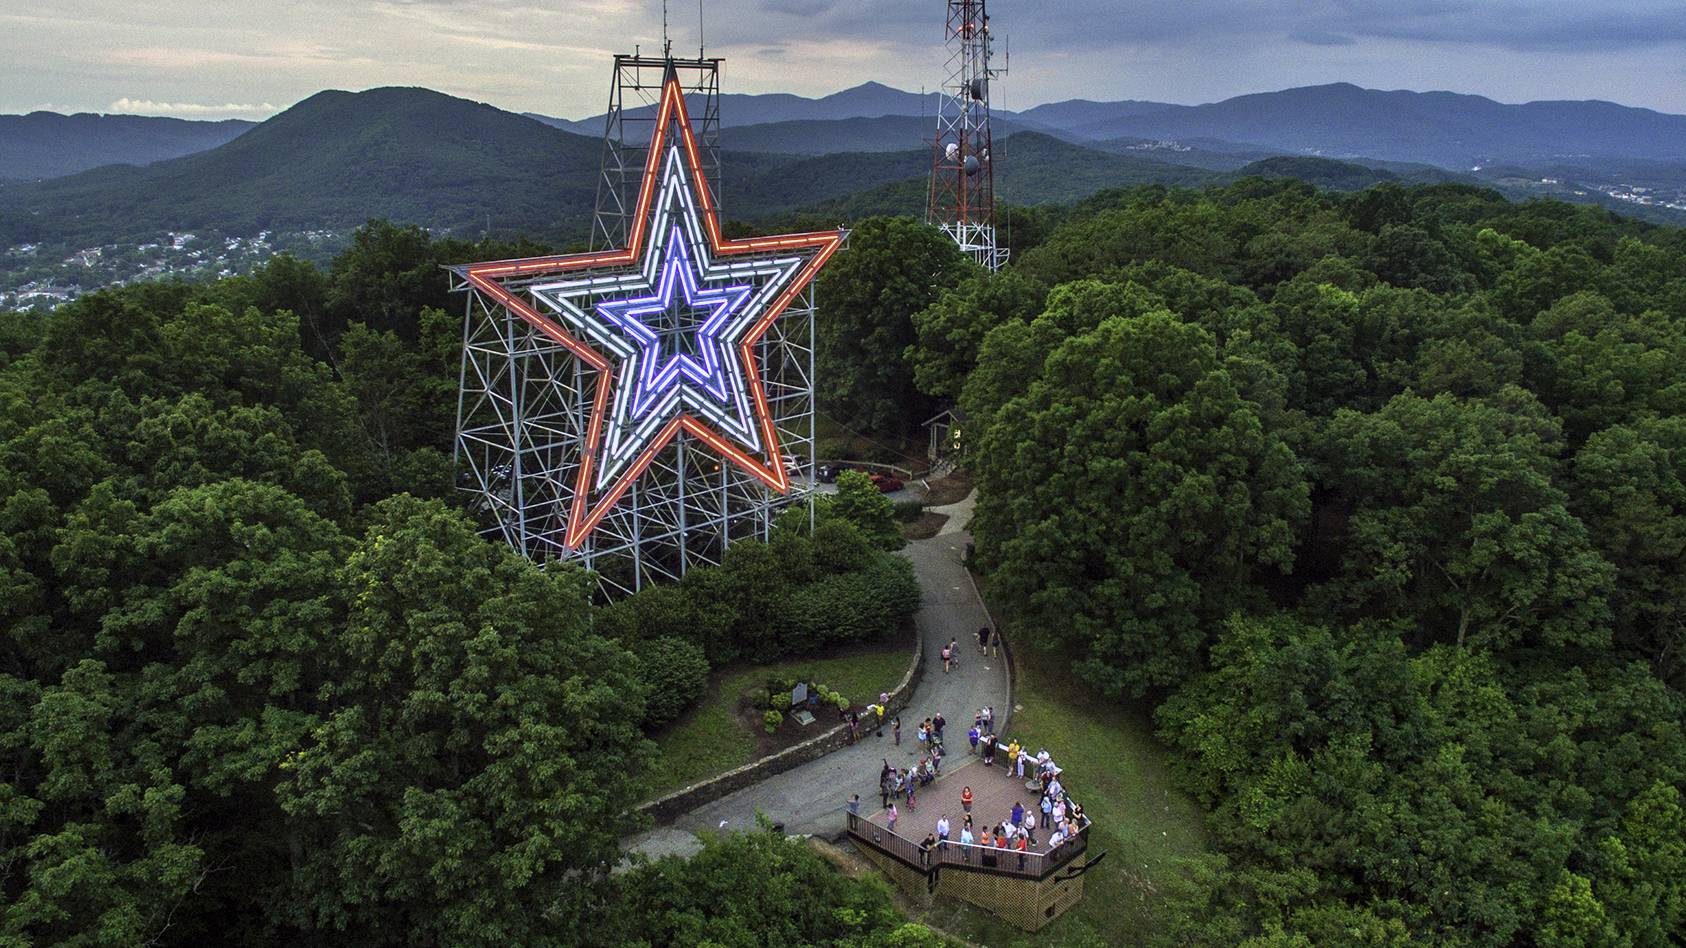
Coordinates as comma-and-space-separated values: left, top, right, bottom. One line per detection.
927, 0, 1008, 271
453, 56, 823, 598
594, 55, 722, 252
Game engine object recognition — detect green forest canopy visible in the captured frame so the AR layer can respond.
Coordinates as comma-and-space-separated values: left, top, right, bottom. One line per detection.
877, 179, 1685, 945
0, 221, 925, 944
3, 175, 1686, 945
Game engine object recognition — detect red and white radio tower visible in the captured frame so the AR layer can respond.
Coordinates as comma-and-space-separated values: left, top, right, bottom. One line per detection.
927, 0, 1008, 271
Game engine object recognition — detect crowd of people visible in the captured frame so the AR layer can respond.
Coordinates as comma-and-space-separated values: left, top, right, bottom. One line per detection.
932, 744, 1086, 871
839, 623, 1087, 873
855, 722, 1088, 874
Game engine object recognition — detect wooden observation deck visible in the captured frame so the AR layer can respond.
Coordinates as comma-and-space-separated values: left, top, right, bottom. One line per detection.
846, 755, 1094, 931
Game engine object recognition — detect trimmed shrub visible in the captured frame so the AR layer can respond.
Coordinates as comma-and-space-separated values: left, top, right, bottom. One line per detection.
810, 519, 876, 575
893, 499, 924, 522
783, 555, 921, 651
763, 709, 784, 734
601, 511, 925, 669
632, 636, 711, 729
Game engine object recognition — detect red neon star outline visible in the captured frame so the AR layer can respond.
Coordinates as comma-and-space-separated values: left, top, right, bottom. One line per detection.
463, 73, 844, 550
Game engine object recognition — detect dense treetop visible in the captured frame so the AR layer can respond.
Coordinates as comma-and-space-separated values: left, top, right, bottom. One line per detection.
0, 221, 927, 945
5, 172, 1686, 944
862, 178, 1686, 944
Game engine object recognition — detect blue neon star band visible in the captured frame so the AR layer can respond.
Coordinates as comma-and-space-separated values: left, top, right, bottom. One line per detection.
594, 225, 755, 419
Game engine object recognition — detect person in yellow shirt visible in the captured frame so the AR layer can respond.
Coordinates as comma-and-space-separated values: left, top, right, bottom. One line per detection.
1006, 739, 1021, 776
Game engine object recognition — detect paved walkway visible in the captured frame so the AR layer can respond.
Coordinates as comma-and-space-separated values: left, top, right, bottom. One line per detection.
928, 486, 976, 537
624, 493, 1006, 856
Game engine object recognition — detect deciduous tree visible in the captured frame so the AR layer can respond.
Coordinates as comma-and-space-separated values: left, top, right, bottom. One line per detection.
972, 311, 1307, 696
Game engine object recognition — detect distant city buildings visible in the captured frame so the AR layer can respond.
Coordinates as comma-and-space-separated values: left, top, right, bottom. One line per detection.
1, 228, 324, 311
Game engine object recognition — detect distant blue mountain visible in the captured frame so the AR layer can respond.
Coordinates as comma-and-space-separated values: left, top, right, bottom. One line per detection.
1012, 98, 1174, 132
21, 80, 1682, 190
1076, 83, 1686, 167
0, 88, 1227, 248
0, 112, 254, 182
4, 81, 1682, 246
721, 113, 1047, 155
530, 80, 1686, 171
526, 81, 943, 135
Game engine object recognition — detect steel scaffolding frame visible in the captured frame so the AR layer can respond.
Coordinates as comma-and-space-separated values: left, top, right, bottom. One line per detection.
594, 55, 722, 253
452, 55, 817, 598
927, 0, 1008, 271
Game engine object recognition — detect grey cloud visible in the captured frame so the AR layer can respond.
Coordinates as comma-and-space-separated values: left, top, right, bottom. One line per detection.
1289, 30, 1358, 47
762, 0, 842, 15
702, 0, 1686, 54
6, 0, 1686, 118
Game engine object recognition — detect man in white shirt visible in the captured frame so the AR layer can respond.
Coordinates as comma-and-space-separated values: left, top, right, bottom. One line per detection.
936, 815, 951, 845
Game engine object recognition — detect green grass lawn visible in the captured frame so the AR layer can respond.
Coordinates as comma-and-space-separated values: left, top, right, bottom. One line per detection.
641, 638, 914, 801
915, 626, 1212, 946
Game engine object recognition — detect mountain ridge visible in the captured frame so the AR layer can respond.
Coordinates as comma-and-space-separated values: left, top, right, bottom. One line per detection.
0, 87, 1261, 249
11, 79, 1686, 186
4, 82, 1682, 254
0, 111, 255, 181
1075, 82, 1686, 166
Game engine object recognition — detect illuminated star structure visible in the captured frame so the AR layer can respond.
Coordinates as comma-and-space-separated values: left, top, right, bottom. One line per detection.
454, 66, 844, 573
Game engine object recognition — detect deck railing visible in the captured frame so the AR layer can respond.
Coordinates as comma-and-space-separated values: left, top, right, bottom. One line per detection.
846, 811, 1090, 881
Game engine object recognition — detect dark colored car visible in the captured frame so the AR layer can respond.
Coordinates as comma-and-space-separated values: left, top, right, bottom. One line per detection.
817, 463, 846, 483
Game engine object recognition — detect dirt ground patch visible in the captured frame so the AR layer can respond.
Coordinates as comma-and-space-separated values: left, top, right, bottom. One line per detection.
921, 471, 973, 507
902, 511, 950, 541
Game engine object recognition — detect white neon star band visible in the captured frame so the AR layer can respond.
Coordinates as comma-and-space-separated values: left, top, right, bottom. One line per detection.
460, 71, 844, 549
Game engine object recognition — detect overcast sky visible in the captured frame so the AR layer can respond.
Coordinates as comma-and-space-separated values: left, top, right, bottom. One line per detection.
5, 1, 1685, 120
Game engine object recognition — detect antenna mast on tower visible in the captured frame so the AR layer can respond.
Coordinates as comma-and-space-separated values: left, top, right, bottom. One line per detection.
927, 0, 1007, 271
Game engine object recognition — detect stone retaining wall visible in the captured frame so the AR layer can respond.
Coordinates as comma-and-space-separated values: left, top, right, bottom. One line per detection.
636, 631, 925, 826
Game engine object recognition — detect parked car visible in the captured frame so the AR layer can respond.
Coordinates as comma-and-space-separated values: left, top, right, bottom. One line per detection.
780, 453, 802, 477
817, 463, 846, 483
869, 471, 905, 493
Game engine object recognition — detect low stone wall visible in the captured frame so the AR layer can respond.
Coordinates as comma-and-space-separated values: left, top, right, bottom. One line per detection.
636, 631, 926, 826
